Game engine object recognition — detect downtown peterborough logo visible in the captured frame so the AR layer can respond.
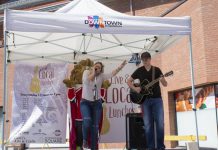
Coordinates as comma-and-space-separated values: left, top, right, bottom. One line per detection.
84, 16, 122, 29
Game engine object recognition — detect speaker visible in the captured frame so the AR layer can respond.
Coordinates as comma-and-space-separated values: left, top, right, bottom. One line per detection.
126, 113, 146, 150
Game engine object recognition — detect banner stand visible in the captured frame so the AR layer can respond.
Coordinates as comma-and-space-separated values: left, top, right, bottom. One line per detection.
42, 143, 50, 150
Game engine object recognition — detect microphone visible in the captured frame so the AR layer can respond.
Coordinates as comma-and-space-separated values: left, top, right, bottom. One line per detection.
94, 68, 98, 76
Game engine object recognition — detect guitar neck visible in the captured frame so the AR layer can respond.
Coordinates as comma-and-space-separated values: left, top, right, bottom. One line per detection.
142, 71, 172, 89
144, 77, 161, 89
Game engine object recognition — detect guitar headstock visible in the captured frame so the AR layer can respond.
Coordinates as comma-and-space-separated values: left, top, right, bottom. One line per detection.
164, 70, 173, 77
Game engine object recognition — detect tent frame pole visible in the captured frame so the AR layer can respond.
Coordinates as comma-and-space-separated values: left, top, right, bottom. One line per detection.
2, 30, 8, 150
188, 34, 199, 148
129, 0, 133, 15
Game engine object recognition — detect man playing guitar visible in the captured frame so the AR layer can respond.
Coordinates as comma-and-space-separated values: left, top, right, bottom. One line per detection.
127, 51, 167, 150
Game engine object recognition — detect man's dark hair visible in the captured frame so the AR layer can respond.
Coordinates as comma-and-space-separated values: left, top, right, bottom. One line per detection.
141, 52, 151, 59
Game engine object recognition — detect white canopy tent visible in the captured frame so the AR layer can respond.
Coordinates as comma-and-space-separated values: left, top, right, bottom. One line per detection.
4, 0, 191, 63
2, 0, 198, 149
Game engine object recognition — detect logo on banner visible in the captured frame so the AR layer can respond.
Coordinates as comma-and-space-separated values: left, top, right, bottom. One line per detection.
84, 16, 122, 29
30, 66, 41, 93
29, 65, 55, 93
129, 53, 141, 65
54, 130, 61, 136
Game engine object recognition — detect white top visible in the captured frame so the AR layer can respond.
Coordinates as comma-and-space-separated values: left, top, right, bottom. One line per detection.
82, 70, 112, 101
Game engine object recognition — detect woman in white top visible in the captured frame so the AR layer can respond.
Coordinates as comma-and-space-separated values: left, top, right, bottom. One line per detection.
81, 60, 126, 150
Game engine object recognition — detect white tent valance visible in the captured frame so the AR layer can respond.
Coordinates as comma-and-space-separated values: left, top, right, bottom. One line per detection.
4, 0, 191, 63
5, 9, 191, 35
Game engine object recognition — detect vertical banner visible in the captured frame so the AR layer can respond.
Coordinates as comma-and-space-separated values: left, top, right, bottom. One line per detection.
9, 63, 68, 144
100, 62, 139, 143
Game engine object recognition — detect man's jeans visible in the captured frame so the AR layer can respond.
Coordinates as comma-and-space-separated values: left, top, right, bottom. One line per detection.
142, 98, 165, 150
80, 99, 102, 150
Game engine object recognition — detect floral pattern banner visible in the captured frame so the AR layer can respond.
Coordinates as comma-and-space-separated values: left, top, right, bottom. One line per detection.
9, 63, 68, 143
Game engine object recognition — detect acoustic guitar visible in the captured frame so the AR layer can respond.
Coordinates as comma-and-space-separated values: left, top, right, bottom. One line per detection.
130, 71, 173, 104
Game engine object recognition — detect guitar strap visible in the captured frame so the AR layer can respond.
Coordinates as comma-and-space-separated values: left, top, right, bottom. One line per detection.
152, 66, 155, 81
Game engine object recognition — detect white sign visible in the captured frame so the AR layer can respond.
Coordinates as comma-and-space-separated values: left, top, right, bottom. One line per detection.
9, 63, 68, 144
100, 62, 140, 143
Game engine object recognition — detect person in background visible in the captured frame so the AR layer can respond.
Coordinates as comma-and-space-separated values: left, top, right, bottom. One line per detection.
81, 60, 127, 150
127, 52, 167, 150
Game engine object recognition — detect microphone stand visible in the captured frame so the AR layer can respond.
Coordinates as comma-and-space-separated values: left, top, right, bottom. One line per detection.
93, 75, 98, 150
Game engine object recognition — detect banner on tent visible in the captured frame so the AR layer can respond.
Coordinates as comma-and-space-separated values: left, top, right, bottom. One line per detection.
9, 63, 68, 144
100, 63, 140, 143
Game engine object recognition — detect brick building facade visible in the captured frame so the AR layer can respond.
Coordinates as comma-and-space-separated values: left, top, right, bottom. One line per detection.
0, 0, 218, 149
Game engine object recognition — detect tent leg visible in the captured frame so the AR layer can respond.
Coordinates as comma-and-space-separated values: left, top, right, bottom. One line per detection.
130, 0, 133, 15
2, 30, 8, 150
188, 35, 200, 148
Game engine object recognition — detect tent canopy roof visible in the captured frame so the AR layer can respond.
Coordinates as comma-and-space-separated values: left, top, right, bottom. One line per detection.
4, 0, 191, 63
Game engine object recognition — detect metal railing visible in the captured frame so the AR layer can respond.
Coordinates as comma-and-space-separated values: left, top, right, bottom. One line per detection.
0, 1, 69, 22
0, 0, 58, 12
35, 2, 68, 12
